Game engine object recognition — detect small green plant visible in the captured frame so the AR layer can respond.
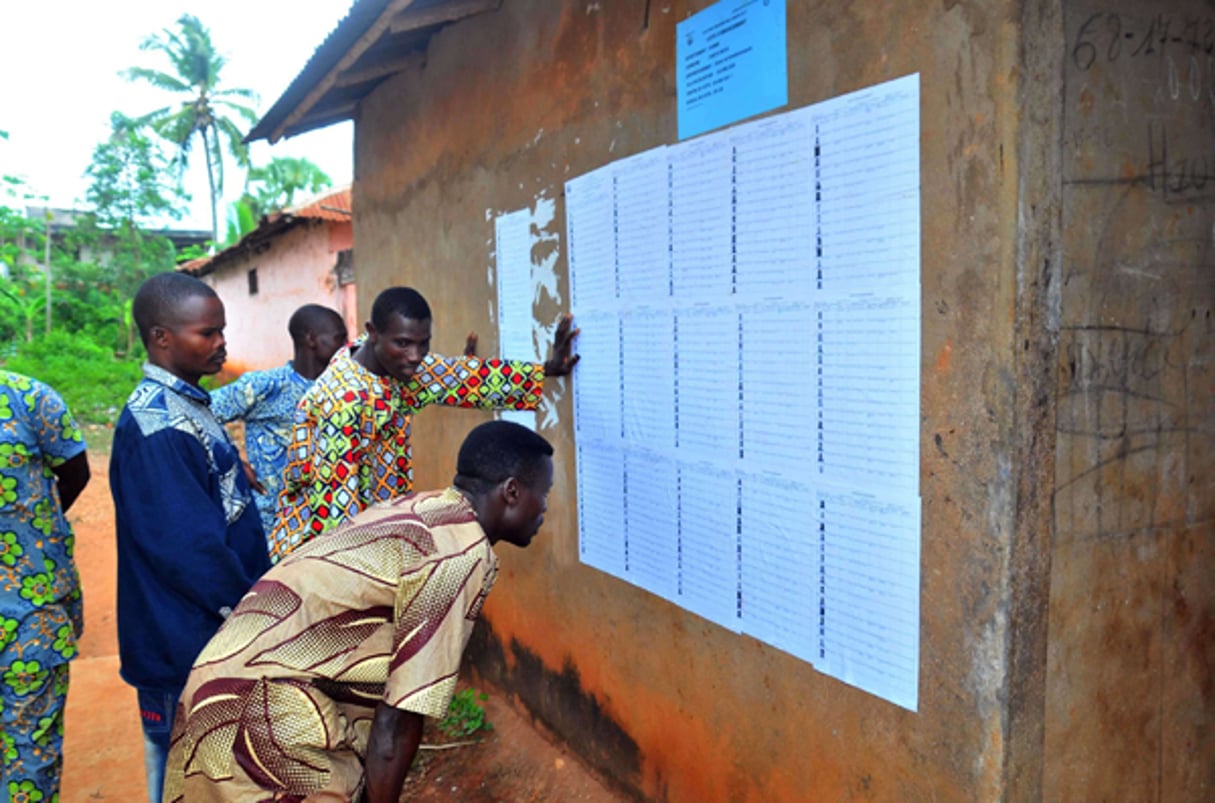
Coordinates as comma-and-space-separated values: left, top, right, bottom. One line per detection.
438, 688, 493, 740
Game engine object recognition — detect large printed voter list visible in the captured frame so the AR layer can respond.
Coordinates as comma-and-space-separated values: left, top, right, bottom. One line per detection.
565, 75, 922, 711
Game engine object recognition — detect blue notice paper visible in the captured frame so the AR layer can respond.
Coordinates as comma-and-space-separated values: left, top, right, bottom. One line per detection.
677, 0, 787, 140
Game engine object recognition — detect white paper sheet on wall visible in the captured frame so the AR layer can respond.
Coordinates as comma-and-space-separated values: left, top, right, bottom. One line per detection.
567, 74, 921, 710
575, 439, 627, 576
676, 461, 741, 632
621, 307, 676, 450
571, 313, 623, 444
673, 305, 741, 462
814, 293, 920, 492
817, 488, 921, 711
623, 450, 679, 600
614, 148, 673, 304
670, 131, 735, 303
739, 301, 816, 477
495, 207, 539, 430
731, 114, 816, 302
566, 167, 619, 311
738, 471, 820, 665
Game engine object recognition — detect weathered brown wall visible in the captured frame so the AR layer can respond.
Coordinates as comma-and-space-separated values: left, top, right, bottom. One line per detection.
348, 0, 1211, 799
1044, 1, 1215, 799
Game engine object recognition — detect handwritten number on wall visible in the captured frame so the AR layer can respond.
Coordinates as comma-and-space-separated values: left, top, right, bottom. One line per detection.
1072, 13, 1215, 72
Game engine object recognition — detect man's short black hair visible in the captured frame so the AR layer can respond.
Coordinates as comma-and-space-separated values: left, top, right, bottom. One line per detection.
288, 304, 345, 344
132, 272, 218, 347
370, 287, 431, 330
456, 420, 554, 492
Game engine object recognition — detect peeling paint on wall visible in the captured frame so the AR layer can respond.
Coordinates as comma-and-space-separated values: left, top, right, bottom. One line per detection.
531, 189, 565, 431
488, 190, 567, 431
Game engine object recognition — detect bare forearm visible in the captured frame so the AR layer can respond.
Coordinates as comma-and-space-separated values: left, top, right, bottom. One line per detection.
363, 703, 423, 803
54, 452, 90, 512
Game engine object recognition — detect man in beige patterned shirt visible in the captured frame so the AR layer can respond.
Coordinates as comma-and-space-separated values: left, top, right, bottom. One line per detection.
163, 420, 555, 803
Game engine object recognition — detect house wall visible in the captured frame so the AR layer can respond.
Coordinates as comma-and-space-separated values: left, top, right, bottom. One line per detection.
350, 0, 1212, 799
201, 219, 356, 376
1044, 1, 1215, 799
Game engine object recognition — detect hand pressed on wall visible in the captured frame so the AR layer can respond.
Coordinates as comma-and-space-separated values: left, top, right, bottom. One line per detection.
543, 314, 580, 377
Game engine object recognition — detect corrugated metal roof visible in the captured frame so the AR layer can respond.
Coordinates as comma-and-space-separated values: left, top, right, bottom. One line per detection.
246, 0, 500, 144
245, 0, 390, 143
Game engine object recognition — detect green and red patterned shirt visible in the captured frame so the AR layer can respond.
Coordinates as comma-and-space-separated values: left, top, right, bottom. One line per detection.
270, 343, 544, 560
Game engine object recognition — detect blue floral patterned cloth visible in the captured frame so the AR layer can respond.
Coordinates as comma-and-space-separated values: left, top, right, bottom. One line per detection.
210, 363, 312, 537
0, 371, 87, 799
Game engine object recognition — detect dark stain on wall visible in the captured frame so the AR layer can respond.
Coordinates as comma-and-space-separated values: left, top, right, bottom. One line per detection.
466, 619, 645, 799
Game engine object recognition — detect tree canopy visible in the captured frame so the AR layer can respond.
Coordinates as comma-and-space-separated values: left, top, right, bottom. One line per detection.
124, 14, 259, 247
243, 156, 332, 219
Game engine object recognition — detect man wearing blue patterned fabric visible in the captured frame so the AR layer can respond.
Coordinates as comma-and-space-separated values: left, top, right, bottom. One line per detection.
110, 273, 271, 803
0, 371, 90, 803
211, 305, 347, 539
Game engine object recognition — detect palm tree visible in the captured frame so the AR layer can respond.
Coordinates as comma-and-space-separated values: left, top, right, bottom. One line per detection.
125, 14, 258, 247
244, 156, 332, 218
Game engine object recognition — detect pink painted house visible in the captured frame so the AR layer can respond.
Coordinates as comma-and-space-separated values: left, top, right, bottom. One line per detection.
181, 186, 357, 378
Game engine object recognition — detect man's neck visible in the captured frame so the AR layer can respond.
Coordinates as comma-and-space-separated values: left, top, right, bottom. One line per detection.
292, 349, 325, 381
148, 356, 202, 388
352, 341, 388, 377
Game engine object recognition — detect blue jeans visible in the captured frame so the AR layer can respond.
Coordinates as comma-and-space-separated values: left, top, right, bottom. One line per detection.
137, 687, 179, 803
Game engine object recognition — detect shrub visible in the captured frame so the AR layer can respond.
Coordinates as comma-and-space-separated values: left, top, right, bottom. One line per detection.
438, 688, 493, 740
3, 330, 144, 425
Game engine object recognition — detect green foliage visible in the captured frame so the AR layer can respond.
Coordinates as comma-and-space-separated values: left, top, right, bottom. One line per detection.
85, 112, 185, 229
3, 331, 143, 425
224, 197, 258, 247
176, 241, 212, 263
438, 688, 494, 740
243, 156, 332, 219
125, 14, 259, 245
0, 205, 48, 343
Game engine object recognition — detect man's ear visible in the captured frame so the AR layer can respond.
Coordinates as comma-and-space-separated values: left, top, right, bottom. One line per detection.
149, 324, 170, 351
364, 320, 377, 341
500, 477, 521, 506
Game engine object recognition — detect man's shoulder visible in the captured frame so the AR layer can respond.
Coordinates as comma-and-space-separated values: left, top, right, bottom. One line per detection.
302, 357, 373, 407
399, 488, 480, 536
120, 379, 166, 418
218, 366, 292, 405
118, 379, 209, 440
0, 370, 65, 409
247, 364, 296, 389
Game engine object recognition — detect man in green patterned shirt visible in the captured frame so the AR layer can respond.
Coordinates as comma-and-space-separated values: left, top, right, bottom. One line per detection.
0, 372, 90, 802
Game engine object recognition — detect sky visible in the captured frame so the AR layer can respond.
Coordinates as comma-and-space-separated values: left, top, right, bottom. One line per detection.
0, 1, 355, 231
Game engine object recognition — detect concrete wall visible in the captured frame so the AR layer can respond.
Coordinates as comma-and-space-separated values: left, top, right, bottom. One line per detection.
1044, 0, 1215, 799
202, 220, 356, 376
350, 0, 1212, 799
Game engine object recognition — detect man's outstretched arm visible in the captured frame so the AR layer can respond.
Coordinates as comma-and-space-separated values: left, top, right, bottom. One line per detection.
363, 702, 424, 803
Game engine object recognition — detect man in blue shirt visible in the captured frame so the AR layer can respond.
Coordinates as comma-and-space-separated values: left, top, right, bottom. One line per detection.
211, 305, 347, 539
109, 273, 271, 803
0, 372, 90, 803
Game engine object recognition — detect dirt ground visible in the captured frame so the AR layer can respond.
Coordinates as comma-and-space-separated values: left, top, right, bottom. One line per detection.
59, 440, 627, 802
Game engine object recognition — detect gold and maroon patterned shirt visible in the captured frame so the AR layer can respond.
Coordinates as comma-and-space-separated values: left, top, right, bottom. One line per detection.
164, 488, 498, 801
